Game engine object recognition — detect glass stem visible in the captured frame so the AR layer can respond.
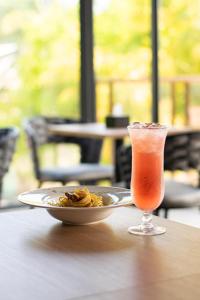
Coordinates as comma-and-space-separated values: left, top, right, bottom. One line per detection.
141, 212, 154, 233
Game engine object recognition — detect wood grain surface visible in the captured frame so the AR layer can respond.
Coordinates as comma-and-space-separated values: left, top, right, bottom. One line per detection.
0, 207, 200, 300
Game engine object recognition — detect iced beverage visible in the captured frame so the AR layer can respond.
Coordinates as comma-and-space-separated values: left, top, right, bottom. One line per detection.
128, 122, 167, 236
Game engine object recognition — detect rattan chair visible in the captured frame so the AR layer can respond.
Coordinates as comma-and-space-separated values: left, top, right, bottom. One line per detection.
0, 127, 19, 199
24, 116, 113, 187
117, 132, 200, 218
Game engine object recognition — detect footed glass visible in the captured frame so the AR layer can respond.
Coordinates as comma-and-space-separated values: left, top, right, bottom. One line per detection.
128, 122, 167, 236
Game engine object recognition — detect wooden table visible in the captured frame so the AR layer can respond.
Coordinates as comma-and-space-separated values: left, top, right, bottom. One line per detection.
1, 207, 200, 299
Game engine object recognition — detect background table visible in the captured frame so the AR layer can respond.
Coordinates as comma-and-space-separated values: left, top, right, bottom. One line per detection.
1, 207, 200, 299
49, 123, 128, 182
48, 122, 199, 139
48, 123, 199, 182
48, 123, 128, 139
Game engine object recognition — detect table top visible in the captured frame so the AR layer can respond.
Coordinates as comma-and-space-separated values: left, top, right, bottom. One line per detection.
48, 122, 199, 139
1, 207, 200, 300
48, 123, 128, 139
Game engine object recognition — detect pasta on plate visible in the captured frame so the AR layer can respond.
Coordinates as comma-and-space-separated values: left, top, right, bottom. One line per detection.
49, 187, 103, 207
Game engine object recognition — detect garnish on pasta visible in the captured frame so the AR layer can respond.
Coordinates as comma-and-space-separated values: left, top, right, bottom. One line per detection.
49, 187, 103, 207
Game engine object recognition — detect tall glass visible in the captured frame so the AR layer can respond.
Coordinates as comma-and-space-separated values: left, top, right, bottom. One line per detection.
128, 122, 167, 236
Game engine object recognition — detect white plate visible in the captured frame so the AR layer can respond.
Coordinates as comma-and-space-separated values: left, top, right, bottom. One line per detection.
18, 186, 132, 225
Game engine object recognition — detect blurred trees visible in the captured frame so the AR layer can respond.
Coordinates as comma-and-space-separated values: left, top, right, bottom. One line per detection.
94, 0, 200, 123
0, 0, 199, 126
0, 0, 80, 129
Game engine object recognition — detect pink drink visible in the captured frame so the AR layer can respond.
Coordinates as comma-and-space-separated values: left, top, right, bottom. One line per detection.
128, 123, 167, 212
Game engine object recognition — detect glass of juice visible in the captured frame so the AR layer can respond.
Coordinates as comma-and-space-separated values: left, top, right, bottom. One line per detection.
128, 122, 167, 236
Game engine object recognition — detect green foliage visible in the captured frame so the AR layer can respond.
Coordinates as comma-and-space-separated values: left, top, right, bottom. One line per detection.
0, 0, 199, 157
94, 0, 151, 77
160, 0, 200, 75
94, 0, 200, 123
1, 0, 200, 126
0, 1, 80, 125
17, 2, 80, 118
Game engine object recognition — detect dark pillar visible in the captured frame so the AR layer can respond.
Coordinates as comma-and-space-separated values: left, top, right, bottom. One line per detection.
151, 0, 159, 123
80, 0, 96, 122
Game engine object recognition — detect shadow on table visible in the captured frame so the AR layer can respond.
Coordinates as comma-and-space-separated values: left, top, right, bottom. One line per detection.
27, 222, 134, 253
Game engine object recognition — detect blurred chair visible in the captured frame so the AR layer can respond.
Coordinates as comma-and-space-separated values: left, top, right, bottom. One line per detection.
24, 116, 113, 187
0, 127, 19, 200
117, 132, 200, 218
162, 132, 200, 217
188, 132, 200, 186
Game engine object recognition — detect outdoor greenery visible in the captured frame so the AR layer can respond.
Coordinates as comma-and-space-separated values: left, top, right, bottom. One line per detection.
0, 0, 200, 195
1, 0, 200, 126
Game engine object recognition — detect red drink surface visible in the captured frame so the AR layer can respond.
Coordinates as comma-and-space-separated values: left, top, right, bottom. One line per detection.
132, 150, 164, 211
129, 128, 166, 211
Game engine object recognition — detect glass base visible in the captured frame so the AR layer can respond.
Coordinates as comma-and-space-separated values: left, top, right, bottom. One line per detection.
128, 224, 166, 236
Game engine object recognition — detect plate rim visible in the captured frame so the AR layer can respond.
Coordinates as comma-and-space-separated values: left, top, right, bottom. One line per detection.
18, 185, 132, 210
